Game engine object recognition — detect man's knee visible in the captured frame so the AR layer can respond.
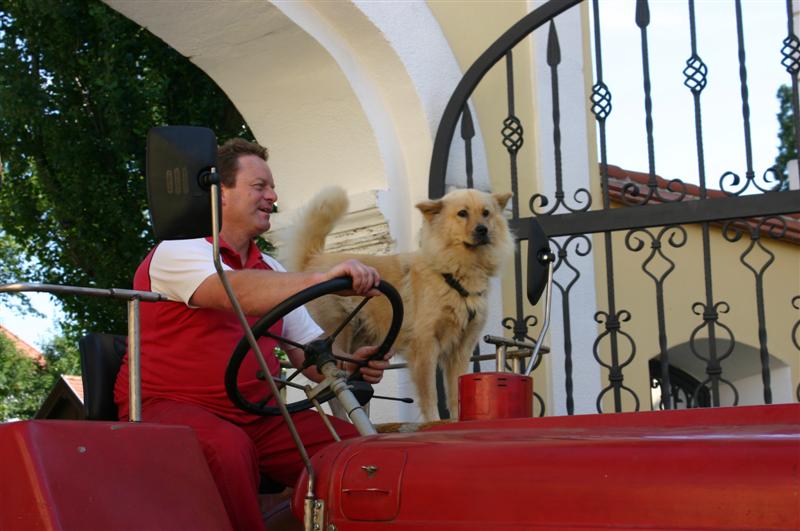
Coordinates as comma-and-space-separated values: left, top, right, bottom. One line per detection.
198, 422, 258, 479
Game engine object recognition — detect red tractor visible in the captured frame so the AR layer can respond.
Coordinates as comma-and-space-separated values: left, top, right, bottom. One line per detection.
1, 126, 798, 531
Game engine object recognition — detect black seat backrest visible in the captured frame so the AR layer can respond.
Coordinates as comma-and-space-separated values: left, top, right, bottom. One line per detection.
146, 126, 218, 241
78, 333, 127, 421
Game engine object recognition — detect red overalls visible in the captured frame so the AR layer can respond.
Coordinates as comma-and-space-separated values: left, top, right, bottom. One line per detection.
115, 238, 357, 530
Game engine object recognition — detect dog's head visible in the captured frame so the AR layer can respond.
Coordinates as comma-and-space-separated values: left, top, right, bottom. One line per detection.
415, 189, 513, 270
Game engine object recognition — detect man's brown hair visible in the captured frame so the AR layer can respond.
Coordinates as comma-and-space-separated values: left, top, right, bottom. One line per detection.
217, 138, 269, 187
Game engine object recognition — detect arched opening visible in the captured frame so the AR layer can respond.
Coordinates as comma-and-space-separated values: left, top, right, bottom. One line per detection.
649, 340, 793, 409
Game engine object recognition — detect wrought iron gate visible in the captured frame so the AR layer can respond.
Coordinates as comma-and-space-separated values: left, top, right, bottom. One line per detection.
429, 0, 800, 416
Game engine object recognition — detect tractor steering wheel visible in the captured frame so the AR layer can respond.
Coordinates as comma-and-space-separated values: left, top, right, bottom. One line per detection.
225, 277, 403, 416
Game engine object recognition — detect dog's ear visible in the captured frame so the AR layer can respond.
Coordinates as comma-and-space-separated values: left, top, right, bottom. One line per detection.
416, 199, 443, 222
493, 192, 512, 210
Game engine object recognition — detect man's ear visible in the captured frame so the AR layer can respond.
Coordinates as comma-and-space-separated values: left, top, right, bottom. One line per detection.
416, 199, 443, 222
493, 192, 512, 210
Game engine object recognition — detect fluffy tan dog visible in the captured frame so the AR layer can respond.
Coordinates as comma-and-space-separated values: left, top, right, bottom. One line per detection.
282, 186, 513, 421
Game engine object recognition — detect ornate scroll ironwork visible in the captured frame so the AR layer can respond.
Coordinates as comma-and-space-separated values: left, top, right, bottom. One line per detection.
781, 0, 800, 174
458, 104, 482, 374
594, 309, 639, 413
501, 50, 529, 348
720, 167, 786, 196
684, 0, 733, 409
529, 21, 591, 216
551, 235, 592, 415
722, 217, 787, 404
625, 226, 687, 409
461, 104, 475, 189
689, 301, 737, 406
683, 55, 707, 94
589, 0, 638, 413
719, 0, 788, 195
623, 0, 686, 206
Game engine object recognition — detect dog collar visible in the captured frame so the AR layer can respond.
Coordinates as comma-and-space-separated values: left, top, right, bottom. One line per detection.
442, 273, 470, 297
442, 273, 486, 298
442, 273, 485, 323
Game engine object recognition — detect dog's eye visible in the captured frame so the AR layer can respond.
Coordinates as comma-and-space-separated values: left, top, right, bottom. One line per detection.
482, 209, 489, 217
457, 209, 468, 218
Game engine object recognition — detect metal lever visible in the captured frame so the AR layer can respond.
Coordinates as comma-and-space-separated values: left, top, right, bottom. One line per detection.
525, 250, 555, 376
0, 282, 166, 422
372, 395, 414, 403
484, 335, 538, 373
483, 249, 554, 376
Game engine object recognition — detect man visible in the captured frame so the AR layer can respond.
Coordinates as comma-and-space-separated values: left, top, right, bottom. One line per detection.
114, 138, 391, 530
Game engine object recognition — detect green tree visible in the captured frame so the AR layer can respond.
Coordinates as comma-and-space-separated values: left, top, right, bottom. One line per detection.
0, 0, 252, 341
0, 333, 81, 421
0, 231, 38, 314
0, 334, 45, 420
41, 334, 81, 377
775, 84, 796, 189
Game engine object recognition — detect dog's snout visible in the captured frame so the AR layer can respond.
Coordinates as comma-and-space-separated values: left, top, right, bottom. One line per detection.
471, 224, 490, 246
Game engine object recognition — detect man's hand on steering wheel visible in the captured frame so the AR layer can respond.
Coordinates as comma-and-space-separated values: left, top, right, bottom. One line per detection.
322, 259, 382, 297
338, 345, 394, 384
226, 276, 403, 416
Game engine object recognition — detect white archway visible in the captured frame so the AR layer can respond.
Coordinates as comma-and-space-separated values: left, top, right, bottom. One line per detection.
105, 0, 470, 253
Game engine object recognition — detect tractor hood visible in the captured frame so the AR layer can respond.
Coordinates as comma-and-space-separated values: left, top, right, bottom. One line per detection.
293, 404, 800, 530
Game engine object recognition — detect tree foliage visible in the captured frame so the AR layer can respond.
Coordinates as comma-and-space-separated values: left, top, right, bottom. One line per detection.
0, 335, 44, 420
0, 231, 37, 314
775, 84, 796, 189
0, 333, 81, 421
0, 0, 252, 340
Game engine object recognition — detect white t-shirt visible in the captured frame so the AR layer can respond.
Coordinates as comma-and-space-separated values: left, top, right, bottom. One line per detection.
149, 238, 322, 345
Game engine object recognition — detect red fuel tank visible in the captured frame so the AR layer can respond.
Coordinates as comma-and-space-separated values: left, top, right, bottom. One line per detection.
459, 372, 533, 420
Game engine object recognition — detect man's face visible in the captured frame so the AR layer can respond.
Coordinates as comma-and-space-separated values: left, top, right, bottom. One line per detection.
221, 154, 277, 239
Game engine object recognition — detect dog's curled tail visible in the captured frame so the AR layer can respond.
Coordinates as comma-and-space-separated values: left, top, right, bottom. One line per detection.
282, 186, 349, 271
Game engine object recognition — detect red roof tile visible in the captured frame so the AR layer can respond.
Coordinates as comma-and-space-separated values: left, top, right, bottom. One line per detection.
62, 375, 84, 402
606, 165, 800, 244
0, 325, 45, 367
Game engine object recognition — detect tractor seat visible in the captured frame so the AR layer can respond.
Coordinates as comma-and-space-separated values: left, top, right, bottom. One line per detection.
78, 333, 126, 421
77, 332, 285, 494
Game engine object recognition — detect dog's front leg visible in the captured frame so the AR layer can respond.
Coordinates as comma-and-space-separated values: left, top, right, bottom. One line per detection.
441, 348, 471, 420
407, 343, 440, 422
